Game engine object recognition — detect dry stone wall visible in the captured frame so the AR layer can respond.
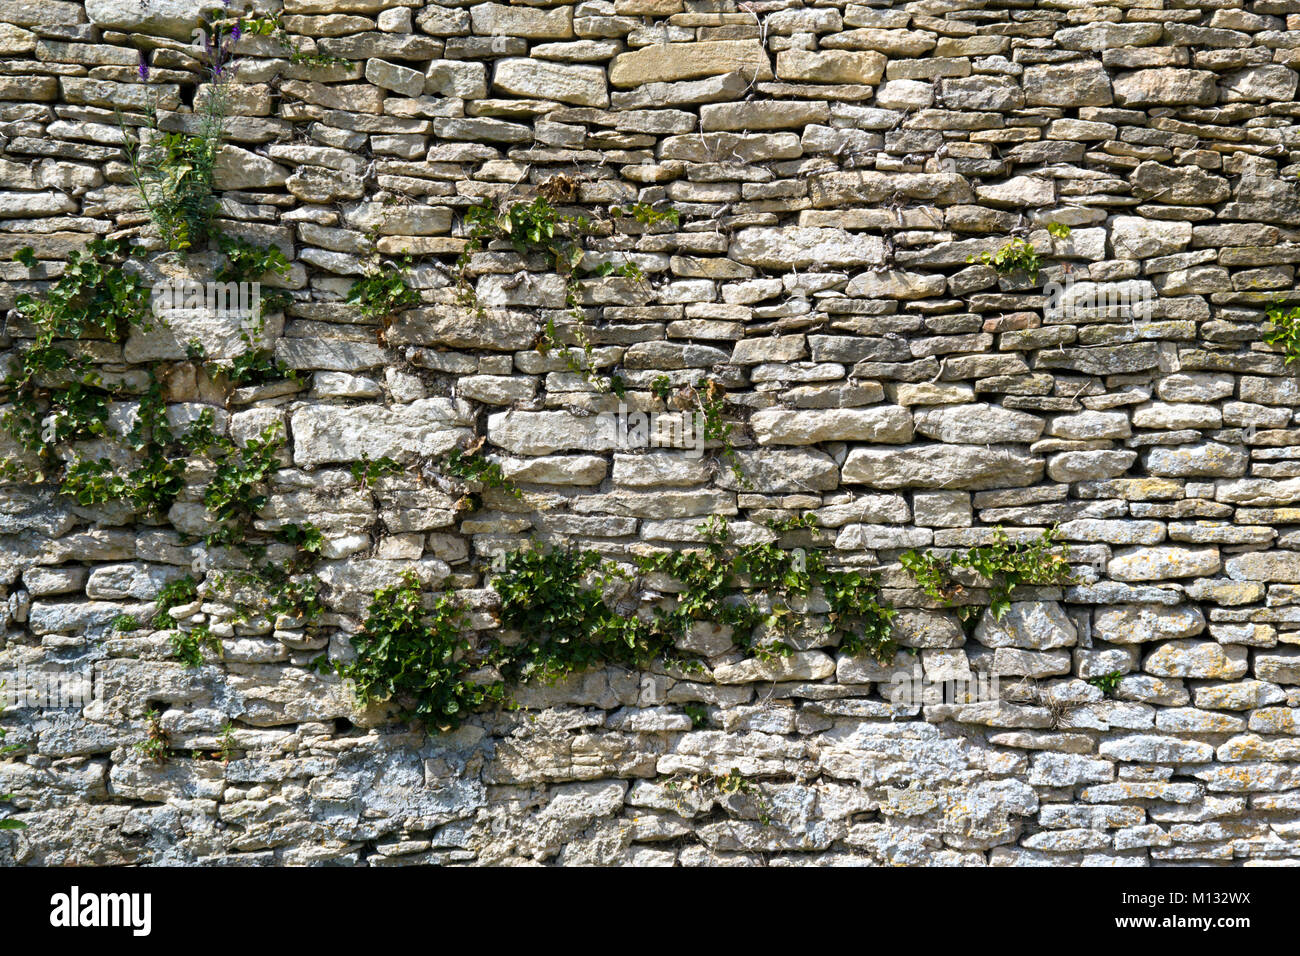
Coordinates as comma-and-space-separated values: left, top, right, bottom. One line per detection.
3, 0, 1300, 866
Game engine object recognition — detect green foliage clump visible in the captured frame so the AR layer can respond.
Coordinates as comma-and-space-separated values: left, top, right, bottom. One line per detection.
443, 448, 522, 501
650, 374, 673, 401
200, 424, 285, 548
1263, 301, 1300, 365
338, 573, 504, 730
681, 702, 708, 729
492, 548, 665, 683
217, 722, 239, 764
152, 575, 198, 630
2, 239, 154, 483
58, 375, 193, 516
217, 234, 291, 285
464, 195, 588, 274
610, 202, 681, 228
901, 527, 1074, 627
346, 254, 420, 342
210, 348, 298, 388
665, 768, 772, 825
170, 622, 221, 669
969, 237, 1042, 281
1088, 670, 1125, 697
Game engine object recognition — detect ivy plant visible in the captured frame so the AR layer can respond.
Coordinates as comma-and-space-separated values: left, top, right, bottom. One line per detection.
338, 573, 505, 730
2, 239, 153, 481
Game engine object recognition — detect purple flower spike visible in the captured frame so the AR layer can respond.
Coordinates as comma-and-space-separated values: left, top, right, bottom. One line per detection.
137, 50, 149, 80
231, 23, 241, 41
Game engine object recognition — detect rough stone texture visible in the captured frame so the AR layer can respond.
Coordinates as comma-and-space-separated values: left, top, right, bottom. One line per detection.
1, 0, 1299, 870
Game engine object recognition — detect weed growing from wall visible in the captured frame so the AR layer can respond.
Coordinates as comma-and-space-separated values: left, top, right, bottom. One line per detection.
967, 223, 1071, 284
346, 252, 420, 345
1087, 670, 1124, 697
134, 708, 170, 763
122, 10, 242, 252
239, 12, 350, 67
969, 237, 1042, 281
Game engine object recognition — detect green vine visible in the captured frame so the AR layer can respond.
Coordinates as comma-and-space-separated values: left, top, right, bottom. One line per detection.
457, 187, 645, 396
2, 239, 154, 482
199, 422, 285, 548
900, 527, 1074, 627
350, 453, 404, 488
346, 252, 420, 344
335, 516, 896, 731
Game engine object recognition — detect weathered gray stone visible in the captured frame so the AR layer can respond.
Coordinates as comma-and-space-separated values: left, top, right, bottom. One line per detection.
975, 602, 1077, 650
1094, 605, 1206, 644
749, 407, 913, 446
913, 404, 1044, 444
842, 446, 1043, 490
730, 227, 886, 269
291, 400, 475, 467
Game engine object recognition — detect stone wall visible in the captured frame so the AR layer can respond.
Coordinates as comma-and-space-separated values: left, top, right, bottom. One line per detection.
3, 0, 1300, 866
